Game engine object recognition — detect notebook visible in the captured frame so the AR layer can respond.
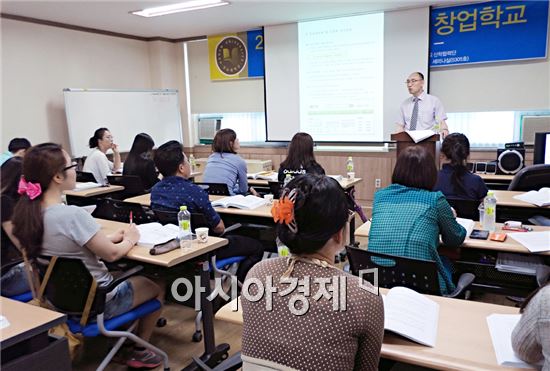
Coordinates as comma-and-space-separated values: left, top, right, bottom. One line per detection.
487, 314, 542, 369
247, 171, 278, 181
456, 217, 475, 238
513, 188, 550, 207
211, 195, 267, 210
382, 287, 439, 347
135, 222, 180, 247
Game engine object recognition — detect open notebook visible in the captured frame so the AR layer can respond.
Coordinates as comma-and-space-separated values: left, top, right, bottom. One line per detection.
456, 217, 475, 238
211, 195, 267, 210
513, 188, 550, 207
73, 182, 101, 190
382, 287, 439, 347
135, 222, 179, 247
247, 171, 278, 181
487, 314, 542, 369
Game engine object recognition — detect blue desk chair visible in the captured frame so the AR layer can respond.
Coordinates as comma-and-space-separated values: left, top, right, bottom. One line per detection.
6, 291, 33, 302
153, 209, 245, 342
35, 256, 169, 371
1, 260, 33, 302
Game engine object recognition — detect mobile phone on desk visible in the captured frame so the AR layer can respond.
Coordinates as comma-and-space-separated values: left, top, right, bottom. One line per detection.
470, 229, 490, 240
489, 232, 507, 242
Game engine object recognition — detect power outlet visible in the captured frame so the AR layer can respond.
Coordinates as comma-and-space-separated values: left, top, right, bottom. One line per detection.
374, 178, 381, 188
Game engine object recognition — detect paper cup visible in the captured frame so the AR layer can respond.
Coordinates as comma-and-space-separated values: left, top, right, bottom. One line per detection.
195, 227, 209, 243
264, 194, 274, 204
347, 172, 355, 180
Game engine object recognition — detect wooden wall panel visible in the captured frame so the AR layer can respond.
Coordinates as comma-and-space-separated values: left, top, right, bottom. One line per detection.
187, 145, 528, 208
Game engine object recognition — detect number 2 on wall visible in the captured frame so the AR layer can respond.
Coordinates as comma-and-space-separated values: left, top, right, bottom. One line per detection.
255, 35, 264, 50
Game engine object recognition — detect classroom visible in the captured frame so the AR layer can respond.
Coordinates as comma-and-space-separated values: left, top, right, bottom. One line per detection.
1, 1, 550, 370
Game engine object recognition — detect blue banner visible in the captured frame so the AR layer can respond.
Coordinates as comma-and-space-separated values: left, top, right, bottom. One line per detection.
247, 29, 265, 78
430, 1, 549, 67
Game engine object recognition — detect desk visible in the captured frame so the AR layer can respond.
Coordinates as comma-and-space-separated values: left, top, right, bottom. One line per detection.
355, 221, 549, 295
124, 194, 272, 219
248, 177, 363, 190
478, 174, 514, 190
493, 190, 550, 223
95, 218, 231, 369
479, 174, 514, 182
124, 194, 357, 245
1, 297, 70, 370
64, 183, 124, 197
96, 218, 229, 267
354, 221, 550, 256
216, 291, 528, 371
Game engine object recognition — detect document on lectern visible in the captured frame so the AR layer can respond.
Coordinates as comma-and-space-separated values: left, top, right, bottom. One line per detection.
406, 130, 436, 143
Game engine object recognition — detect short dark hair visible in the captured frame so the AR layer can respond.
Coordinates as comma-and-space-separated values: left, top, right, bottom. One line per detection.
413, 72, 425, 80
278, 174, 350, 255
88, 127, 109, 148
212, 129, 237, 154
392, 146, 437, 190
8, 138, 31, 153
154, 140, 185, 177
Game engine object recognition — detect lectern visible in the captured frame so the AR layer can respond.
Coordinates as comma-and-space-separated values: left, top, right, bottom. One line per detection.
391, 132, 441, 167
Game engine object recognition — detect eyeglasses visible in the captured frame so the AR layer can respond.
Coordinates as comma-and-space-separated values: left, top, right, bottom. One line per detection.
405, 79, 422, 85
63, 162, 78, 171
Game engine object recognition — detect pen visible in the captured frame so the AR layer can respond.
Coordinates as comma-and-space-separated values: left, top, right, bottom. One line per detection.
129, 211, 133, 225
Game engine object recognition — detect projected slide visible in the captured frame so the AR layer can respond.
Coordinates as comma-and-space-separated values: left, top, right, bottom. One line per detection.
298, 13, 384, 142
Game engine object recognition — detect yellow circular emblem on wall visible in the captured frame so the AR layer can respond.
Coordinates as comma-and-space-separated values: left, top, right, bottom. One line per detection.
215, 36, 247, 76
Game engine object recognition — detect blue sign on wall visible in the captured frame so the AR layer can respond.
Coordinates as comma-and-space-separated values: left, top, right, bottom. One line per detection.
430, 0, 549, 67
247, 29, 265, 78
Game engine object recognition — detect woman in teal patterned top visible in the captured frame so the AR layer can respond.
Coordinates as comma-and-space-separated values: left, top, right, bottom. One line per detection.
369, 146, 466, 294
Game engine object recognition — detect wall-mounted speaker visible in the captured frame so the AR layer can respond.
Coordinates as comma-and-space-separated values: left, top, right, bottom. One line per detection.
497, 148, 525, 175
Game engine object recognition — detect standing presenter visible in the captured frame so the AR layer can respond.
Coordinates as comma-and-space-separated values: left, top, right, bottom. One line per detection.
396, 72, 449, 138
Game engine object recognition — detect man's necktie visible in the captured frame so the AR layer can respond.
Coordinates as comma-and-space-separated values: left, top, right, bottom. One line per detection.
410, 98, 419, 130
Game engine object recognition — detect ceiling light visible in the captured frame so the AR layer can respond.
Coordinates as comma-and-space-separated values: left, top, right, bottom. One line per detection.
131, 0, 229, 18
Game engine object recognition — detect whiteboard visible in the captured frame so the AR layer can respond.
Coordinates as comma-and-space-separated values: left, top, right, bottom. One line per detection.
64, 89, 183, 158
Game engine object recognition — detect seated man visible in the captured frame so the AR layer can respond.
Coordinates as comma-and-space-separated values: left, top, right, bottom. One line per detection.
151, 141, 263, 282
0, 137, 31, 166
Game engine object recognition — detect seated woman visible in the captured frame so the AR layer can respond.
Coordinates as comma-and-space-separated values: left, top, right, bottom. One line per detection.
368, 146, 466, 295
83, 127, 121, 184
278, 132, 325, 184
512, 282, 550, 370
242, 174, 384, 371
434, 133, 487, 200
123, 133, 159, 190
12, 143, 163, 369
0, 157, 30, 297
203, 128, 255, 195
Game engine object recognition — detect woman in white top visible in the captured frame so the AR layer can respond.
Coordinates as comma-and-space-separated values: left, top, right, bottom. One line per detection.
12, 143, 164, 369
83, 128, 121, 184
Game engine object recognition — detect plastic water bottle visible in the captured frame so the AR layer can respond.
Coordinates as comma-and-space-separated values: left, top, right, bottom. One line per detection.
483, 191, 497, 232
346, 156, 354, 176
177, 205, 192, 248
276, 237, 290, 257
189, 154, 196, 172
